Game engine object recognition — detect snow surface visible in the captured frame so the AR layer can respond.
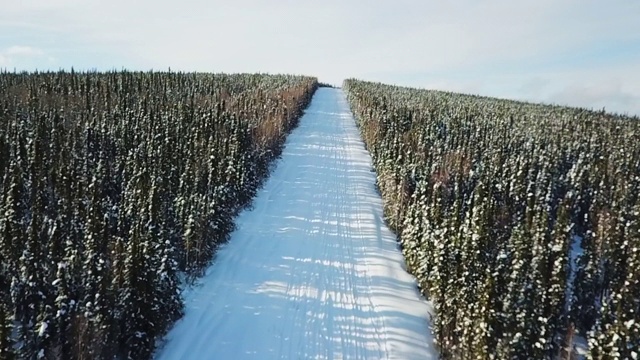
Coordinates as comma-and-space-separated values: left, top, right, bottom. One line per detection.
154, 88, 437, 360
568, 235, 588, 359
565, 234, 583, 313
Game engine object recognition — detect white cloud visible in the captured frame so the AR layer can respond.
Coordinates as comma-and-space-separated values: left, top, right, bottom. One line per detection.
413, 61, 640, 115
0, 46, 48, 68
6, 46, 44, 56
543, 63, 640, 115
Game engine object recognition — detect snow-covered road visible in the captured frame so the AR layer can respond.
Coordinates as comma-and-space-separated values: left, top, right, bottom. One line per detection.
155, 88, 437, 360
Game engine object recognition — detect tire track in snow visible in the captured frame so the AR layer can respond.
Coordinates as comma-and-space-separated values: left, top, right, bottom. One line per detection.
155, 88, 438, 360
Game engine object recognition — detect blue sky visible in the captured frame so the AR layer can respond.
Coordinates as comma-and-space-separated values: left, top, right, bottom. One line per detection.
2, 0, 639, 115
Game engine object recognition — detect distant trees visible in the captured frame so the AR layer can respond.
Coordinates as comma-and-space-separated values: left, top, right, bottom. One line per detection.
0, 70, 317, 359
344, 79, 640, 359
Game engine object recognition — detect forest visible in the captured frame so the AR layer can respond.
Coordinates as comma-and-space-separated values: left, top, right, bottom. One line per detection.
2, 71, 639, 360
0, 70, 317, 359
344, 79, 640, 359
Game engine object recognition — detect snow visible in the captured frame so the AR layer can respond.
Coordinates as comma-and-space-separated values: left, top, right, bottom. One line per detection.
568, 234, 588, 359
37, 321, 48, 337
566, 234, 584, 310
574, 335, 588, 359
154, 88, 437, 360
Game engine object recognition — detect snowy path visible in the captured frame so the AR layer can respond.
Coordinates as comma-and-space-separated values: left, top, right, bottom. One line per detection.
155, 88, 437, 360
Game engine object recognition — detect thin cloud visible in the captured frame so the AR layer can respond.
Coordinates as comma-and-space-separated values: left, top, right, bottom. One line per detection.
6, 46, 44, 56
0, 45, 48, 68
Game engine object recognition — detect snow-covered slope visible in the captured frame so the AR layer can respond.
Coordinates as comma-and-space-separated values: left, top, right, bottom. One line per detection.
154, 88, 437, 360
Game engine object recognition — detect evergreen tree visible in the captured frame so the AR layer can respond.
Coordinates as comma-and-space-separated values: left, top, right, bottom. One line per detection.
542, 194, 573, 355
79, 160, 111, 358
0, 302, 15, 360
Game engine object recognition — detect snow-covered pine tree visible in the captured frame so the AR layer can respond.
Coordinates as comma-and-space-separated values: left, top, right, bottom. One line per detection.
572, 203, 604, 334
79, 159, 111, 357
146, 175, 183, 333
588, 198, 640, 359
0, 302, 15, 360
543, 193, 573, 356
2, 155, 26, 315
16, 127, 49, 359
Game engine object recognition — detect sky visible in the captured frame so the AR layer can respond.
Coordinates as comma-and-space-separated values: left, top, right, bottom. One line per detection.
2, 0, 640, 115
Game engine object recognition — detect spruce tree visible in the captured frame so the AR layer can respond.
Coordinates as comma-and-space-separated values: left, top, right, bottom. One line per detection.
0, 302, 15, 360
